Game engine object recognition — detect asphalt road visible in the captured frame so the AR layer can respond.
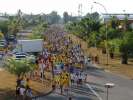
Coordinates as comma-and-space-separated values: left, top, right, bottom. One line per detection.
34, 64, 133, 100
85, 64, 133, 100
1, 54, 133, 100
33, 83, 98, 100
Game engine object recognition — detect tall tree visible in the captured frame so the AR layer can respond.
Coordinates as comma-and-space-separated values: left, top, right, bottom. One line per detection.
8, 9, 25, 36
0, 21, 8, 34
109, 16, 119, 29
120, 31, 133, 64
48, 11, 61, 24
63, 12, 69, 24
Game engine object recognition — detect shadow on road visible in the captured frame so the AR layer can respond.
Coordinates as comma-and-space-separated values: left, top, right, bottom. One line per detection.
71, 85, 95, 96
86, 66, 105, 78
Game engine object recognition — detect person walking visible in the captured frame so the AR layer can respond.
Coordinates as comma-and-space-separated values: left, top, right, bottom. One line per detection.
19, 85, 26, 100
39, 59, 45, 81
25, 86, 33, 99
59, 73, 64, 95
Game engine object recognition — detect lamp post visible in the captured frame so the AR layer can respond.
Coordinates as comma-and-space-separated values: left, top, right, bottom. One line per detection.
104, 83, 115, 100
93, 1, 109, 65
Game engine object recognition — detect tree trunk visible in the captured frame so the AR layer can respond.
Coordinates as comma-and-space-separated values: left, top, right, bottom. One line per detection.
121, 53, 128, 64
109, 52, 114, 59
102, 48, 106, 54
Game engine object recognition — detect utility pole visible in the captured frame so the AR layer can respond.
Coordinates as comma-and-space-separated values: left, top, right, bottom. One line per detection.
78, 3, 83, 20
93, 1, 109, 65
104, 83, 115, 100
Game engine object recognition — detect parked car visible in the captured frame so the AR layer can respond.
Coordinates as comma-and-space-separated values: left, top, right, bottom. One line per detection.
4, 52, 36, 63
14, 52, 35, 61
13, 52, 27, 60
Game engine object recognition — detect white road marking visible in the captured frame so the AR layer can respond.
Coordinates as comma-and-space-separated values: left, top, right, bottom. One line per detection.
86, 83, 103, 100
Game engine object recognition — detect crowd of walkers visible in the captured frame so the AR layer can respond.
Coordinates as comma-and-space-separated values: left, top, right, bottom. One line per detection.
15, 25, 90, 99
70, 72, 87, 86
43, 26, 88, 95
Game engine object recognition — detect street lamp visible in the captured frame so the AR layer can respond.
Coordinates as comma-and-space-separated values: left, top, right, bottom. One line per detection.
104, 83, 115, 100
93, 1, 109, 65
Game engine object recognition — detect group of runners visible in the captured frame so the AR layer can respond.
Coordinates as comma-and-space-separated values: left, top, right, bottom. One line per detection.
20, 26, 88, 96
42, 27, 88, 94
14, 26, 90, 100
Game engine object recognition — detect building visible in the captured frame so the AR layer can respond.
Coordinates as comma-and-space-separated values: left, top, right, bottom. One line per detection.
103, 13, 133, 29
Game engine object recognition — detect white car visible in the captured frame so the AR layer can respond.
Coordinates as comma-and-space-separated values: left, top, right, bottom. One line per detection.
12, 52, 36, 63
13, 52, 27, 60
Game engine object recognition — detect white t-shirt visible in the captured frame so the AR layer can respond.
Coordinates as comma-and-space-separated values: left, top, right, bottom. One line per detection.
39, 63, 46, 73
20, 80, 25, 86
81, 74, 85, 80
74, 75, 78, 82
39, 64, 43, 72
71, 74, 74, 80
20, 87, 25, 96
79, 75, 82, 80
43, 63, 46, 69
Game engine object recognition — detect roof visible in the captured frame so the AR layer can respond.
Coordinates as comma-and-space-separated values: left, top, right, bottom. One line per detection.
18, 39, 43, 42
102, 13, 133, 21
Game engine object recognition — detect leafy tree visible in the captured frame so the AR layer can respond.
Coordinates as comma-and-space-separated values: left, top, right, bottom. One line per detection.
109, 16, 119, 29
107, 28, 123, 39
120, 31, 133, 64
8, 9, 25, 36
63, 12, 69, 24
108, 39, 121, 59
29, 22, 47, 39
86, 12, 100, 21
65, 12, 101, 44
5, 58, 35, 76
0, 21, 8, 35
123, 15, 130, 31
48, 11, 61, 24
0, 32, 4, 40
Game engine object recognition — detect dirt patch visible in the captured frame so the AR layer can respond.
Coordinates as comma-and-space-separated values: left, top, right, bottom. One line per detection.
0, 70, 52, 99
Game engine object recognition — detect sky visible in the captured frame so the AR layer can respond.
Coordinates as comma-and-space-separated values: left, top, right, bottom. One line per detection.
0, 0, 133, 16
